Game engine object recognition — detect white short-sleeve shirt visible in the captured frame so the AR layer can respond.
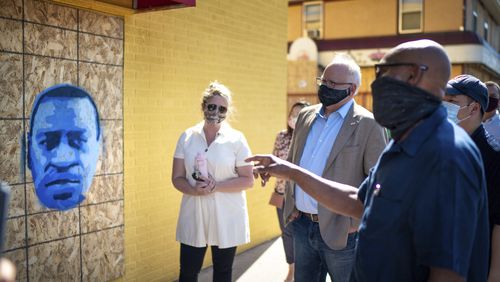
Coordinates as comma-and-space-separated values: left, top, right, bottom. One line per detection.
174, 121, 253, 248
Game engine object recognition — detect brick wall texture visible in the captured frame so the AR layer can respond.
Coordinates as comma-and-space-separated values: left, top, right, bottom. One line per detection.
123, 1, 288, 281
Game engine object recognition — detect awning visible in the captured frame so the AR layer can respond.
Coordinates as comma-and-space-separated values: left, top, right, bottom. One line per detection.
134, 0, 195, 10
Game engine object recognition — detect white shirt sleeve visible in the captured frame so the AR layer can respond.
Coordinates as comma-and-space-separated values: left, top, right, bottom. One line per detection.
174, 131, 187, 159
235, 132, 253, 167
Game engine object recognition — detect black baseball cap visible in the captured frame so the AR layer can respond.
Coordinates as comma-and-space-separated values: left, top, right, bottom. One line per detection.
446, 74, 488, 112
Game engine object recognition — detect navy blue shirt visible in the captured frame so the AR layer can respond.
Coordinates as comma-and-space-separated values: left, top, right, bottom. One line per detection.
354, 106, 489, 282
471, 124, 500, 272
471, 125, 500, 234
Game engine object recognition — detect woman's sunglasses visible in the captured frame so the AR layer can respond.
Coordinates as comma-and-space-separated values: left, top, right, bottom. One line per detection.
206, 104, 227, 114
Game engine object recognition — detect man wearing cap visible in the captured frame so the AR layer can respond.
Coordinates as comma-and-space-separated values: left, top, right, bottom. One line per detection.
483, 81, 500, 142
248, 40, 489, 281
443, 75, 500, 281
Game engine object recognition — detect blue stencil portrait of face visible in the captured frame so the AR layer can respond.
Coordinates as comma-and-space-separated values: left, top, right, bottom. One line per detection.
28, 84, 101, 210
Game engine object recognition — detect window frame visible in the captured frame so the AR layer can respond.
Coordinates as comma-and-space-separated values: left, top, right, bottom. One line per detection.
483, 21, 489, 42
472, 11, 478, 32
302, 1, 323, 39
398, 0, 424, 34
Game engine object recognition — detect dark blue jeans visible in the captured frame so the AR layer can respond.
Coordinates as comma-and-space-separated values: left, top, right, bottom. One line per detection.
293, 214, 356, 282
277, 207, 294, 264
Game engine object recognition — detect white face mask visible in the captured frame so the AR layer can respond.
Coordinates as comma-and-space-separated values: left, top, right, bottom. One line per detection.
442, 101, 471, 124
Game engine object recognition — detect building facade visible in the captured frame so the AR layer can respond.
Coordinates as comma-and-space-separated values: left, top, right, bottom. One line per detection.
288, 0, 500, 111
0, 0, 288, 281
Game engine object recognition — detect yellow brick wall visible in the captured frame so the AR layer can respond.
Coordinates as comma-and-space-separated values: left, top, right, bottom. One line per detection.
288, 0, 467, 41
324, 0, 397, 39
122, 1, 287, 281
288, 4, 303, 42
424, 0, 463, 32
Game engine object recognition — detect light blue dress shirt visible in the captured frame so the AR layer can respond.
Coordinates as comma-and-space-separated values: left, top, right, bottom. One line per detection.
295, 99, 353, 214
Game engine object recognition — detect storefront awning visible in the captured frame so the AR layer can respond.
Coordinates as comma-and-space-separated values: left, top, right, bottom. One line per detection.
134, 0, 195, 10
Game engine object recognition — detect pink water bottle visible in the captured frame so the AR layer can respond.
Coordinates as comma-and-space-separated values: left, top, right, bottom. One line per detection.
195, 153, 208, 178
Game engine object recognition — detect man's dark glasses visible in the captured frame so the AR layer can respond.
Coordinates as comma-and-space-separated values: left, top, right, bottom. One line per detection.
374, 63, 428, 78
207, 104, 227, 114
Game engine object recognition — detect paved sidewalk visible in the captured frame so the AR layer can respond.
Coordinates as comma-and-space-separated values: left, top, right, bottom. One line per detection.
198, 237, 289, 282
198, 237, 332, 282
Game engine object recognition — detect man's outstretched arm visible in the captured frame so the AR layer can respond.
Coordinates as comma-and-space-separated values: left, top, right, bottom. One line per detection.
247, 154, 364, 219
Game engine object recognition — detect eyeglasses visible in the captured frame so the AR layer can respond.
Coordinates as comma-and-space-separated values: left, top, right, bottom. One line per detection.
315, 77, 353, 88
206, 104, 227, 114
374, 63, 428, 78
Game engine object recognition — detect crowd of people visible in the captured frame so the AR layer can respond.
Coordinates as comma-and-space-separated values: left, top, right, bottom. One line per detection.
172, 39, 499, 282
1, 39, 496, 282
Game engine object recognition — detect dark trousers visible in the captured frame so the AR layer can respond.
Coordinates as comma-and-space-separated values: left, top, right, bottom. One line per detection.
293, 215, 355, 282
277, 207, 295, 264
179, 243, 237, 282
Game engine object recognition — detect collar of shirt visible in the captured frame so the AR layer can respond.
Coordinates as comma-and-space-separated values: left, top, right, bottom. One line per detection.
193, 121, 230, 139
484, 112, 500, 124
389, 106, 446, 157
317, 99, 354, 120
471, 124, 485, 140
473, 124, 500, 151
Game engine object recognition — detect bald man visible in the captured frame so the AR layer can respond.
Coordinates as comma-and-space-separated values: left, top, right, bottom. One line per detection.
248, 40, 488, 282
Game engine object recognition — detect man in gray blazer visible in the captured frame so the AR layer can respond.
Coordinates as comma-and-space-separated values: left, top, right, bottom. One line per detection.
283, 54, 387, 282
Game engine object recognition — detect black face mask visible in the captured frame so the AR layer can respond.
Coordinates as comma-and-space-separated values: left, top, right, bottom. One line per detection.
371, 76, 441, 140
318, 85, 350, 107
487, 97, 499, 112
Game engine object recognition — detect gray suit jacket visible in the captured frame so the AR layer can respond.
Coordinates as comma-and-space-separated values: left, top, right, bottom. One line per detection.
283, 102, 387, 250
